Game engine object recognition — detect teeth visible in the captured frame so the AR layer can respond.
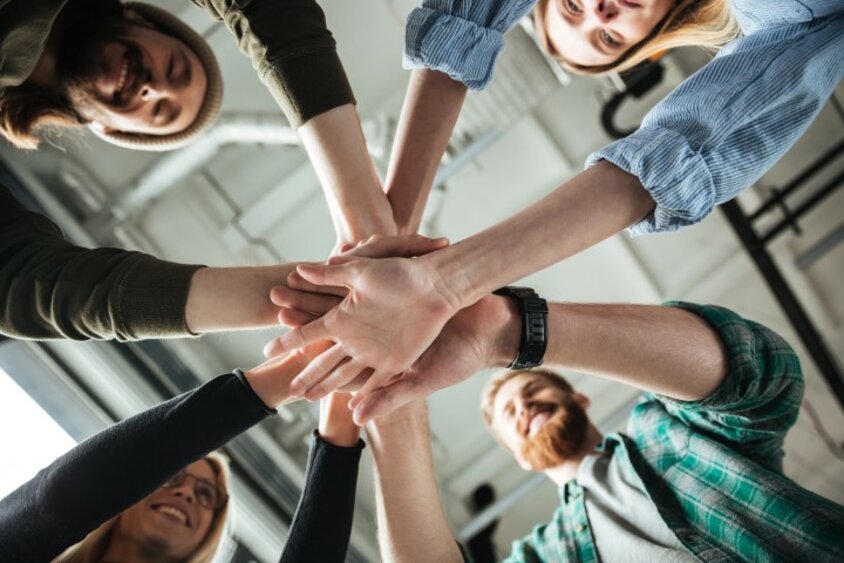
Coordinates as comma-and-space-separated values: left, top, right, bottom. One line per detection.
529, 412, 549, 437
116, 58, 128, 93
155, 504, 188, 525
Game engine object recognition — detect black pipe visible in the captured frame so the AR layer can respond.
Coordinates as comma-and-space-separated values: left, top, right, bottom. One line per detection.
761, 168, 844, 243
721, 200, 844, 409
749, 139, 844, 221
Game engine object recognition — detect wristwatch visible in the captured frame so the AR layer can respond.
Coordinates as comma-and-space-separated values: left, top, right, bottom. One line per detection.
493, 286, 548, 369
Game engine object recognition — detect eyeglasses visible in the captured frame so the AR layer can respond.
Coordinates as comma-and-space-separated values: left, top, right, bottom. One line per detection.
162, 469, 228, 510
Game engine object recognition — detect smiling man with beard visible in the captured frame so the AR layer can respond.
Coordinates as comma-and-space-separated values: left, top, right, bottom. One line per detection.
340, 295, 844, 562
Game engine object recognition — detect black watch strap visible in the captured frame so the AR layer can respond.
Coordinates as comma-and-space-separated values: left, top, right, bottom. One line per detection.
493, 286, 548, 370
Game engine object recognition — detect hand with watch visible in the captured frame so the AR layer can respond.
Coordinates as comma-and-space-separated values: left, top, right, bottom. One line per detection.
271, 279, 549, 424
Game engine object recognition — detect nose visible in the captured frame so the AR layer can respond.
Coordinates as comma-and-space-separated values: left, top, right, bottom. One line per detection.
138, 69, 174, 101
516, 398, 531, 427
171, 484, 196, 504
594, 0, 619, 23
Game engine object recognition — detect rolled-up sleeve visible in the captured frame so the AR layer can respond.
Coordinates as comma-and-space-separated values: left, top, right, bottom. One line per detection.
586, 14, 844, 236
404, 0, 536, 90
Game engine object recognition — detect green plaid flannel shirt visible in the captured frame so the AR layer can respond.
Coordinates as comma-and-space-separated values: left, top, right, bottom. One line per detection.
504, 303, 844, 562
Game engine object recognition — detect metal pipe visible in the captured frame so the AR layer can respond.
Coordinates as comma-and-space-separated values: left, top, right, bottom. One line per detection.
796, 223, 844, 270
456, 394, 640, 542
748, 139, 844, 221
721, 200, 844, 408
761, 168, 844, 243
119, 115, 300, 212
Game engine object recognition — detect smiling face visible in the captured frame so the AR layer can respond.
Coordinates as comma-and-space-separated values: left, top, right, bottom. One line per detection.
56, 14, 207, 136
542, 0, 675, 67
115, 459, 220, 560
488, 372, 590, 470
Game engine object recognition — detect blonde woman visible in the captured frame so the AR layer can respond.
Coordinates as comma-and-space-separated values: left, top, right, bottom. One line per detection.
263, 1, 843, 417
0, 342, 364, 562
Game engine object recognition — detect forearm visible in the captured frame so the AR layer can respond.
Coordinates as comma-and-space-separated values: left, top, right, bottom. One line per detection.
0, 373, 271, 560
298, 105, 397, 244
496, 300, 728, 401
319, 392, 360, 447
427, 161, 655, 309
385, 69, 467, 234
185, 263, 298, 333
367, 402, 463, 563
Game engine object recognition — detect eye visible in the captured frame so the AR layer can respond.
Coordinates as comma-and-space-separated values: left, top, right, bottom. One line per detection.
565, 0, 582, 14
195, 481, 218, 507
601, 30, 622, 48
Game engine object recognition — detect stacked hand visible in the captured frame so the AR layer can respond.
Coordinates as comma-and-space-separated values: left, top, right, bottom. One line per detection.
264, 235, 520, 423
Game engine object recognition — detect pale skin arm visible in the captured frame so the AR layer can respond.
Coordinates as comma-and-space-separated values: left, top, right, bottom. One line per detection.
367, 401, 463, 563
384, 69, 468, 234
298, 104, 397, 244
271, 161, 655, 395
352, 299, 729, 422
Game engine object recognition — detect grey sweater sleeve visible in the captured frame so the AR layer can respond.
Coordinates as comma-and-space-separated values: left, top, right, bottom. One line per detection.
0, 372, 273, 561
0, 184, 204, 341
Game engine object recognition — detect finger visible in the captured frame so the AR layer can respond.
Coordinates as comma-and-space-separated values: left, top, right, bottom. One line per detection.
285, 273, 347, 297
355, 368, 392, 397
352, 379, 421, 424
344, 235, 449, 260
263, 336, 284, 358
340, 368, 374, 393
339, 242, 355, 253
270, 285, 342, 315
296, 262, 357, 288
289, 345, 349, 397
304, 359, 367, 402
277, 309, 316, 329
270, 317, 331, 359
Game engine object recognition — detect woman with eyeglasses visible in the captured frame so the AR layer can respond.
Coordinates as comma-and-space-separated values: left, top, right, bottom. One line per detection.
0, 341, 364, 563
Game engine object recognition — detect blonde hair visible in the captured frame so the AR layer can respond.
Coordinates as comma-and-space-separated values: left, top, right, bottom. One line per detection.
53, 453, 231, 563
533, 0, 740, 75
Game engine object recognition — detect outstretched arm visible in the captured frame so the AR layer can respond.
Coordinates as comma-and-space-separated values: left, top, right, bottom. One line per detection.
279, 392, 363, 563
351, 299, 728, 422
368, 401, 463, 563
0, 342, 327, 560
385, 69, 466, 234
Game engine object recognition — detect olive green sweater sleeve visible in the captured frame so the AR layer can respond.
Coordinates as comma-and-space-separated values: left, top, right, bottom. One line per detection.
190, 0, 355, 127
0, 185, 204, 341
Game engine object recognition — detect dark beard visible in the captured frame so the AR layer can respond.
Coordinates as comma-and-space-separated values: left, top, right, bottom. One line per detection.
519, 397, 588, 470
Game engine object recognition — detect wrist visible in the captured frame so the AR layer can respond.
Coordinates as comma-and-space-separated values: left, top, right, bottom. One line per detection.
489, 295, 521, 368
319, 393, 360, 447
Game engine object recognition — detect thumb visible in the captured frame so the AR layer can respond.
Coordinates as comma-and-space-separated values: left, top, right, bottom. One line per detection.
296, 261, 357, 287
352, 378, 422, 424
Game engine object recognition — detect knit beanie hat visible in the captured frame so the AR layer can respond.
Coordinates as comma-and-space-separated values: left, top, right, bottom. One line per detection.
89, 2, 223, 151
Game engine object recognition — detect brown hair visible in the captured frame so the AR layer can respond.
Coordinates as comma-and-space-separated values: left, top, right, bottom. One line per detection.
0, 84, 84, 150
533, 0, 739, 75
481, 368, 575, 429
53, 453, 232, 563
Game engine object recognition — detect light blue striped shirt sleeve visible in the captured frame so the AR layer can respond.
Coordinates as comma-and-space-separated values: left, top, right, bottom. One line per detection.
404, 0, 536, 90
587, 12, 844, 235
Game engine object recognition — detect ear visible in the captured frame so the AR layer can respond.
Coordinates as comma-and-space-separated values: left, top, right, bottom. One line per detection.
573, 392, 590, 410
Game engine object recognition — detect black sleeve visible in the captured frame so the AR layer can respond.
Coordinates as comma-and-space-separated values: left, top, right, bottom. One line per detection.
0, 372, 274, 561
279, 431, 364, 563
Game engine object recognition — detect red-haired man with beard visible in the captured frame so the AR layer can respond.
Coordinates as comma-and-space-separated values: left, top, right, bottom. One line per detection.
347, 293, 844, 562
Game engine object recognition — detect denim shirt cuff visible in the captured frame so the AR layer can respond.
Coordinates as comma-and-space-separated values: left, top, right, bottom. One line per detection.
404, 7, 505, 90
586, 127, 716, 236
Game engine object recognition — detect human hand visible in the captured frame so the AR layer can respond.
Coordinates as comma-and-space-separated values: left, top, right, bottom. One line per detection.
265, 234, 458, 399
350, 294, 518, 423
243, 339, 335, 409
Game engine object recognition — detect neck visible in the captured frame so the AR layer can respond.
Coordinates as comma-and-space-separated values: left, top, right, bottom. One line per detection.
543, 423, 603, 486
100, 530, 175, 563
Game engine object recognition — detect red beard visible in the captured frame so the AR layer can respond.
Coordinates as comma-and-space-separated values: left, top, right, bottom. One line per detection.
519, 398, 588, 470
